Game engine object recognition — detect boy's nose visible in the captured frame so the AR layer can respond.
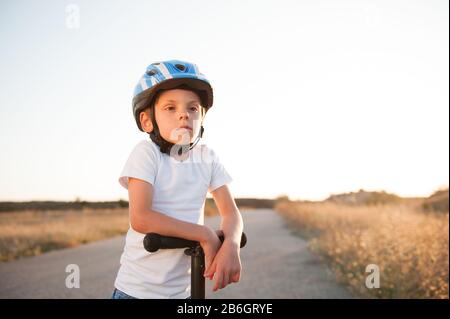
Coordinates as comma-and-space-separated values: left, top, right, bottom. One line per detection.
178, 110, 189, 120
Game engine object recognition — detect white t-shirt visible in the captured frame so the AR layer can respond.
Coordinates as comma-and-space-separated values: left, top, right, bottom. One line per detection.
114, 139, 233, 299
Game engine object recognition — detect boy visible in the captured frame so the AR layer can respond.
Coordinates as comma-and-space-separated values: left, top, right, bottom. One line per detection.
112, 60, 244, 299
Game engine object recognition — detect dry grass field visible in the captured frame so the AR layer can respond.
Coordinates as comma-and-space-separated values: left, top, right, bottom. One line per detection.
0, 200, 224, 262
0, 208, 130, 262
275, 190, 449, 299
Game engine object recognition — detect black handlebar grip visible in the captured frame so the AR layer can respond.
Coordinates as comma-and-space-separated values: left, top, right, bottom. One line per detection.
240, 232, 247, 248
142, 233, 161, 252
144, 232, 247, 253
143, 233, 197, 252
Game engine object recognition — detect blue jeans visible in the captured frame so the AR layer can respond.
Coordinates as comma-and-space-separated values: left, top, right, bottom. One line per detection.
111, 288, 138, 299
111, 288, 191, 299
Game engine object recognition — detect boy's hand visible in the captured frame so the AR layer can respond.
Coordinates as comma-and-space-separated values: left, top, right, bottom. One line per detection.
199, 227, 222, 279
204, 240, 242, 291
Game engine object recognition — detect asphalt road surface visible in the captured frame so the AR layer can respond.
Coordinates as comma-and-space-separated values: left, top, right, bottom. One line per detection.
0, 209, 352, 299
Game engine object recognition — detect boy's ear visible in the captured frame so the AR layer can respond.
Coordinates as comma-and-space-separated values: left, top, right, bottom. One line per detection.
140, 109, 154, 133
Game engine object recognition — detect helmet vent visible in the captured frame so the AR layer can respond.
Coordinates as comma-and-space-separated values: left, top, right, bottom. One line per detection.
175, 64, 186, 71
146, 69, 157, 76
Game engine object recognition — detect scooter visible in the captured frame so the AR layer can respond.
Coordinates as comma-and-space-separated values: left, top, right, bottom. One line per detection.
143, 231, 247, 299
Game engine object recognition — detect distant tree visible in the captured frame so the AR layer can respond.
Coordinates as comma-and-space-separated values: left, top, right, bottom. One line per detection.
276, 194, 291, 202
118, 199, 129, 208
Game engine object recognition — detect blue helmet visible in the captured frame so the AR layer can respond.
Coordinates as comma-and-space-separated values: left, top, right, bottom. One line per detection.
132, 60, 214, 132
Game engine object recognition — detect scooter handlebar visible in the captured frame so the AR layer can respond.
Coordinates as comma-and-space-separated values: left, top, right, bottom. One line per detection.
144, 231, 247, 253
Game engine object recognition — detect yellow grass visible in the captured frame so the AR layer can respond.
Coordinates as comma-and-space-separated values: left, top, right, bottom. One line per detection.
0, 202, 221, 262
0, 208, 130, 262
275, 201, 449, 299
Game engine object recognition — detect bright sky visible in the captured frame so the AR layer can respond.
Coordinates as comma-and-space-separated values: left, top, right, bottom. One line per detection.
0, 0, 448, 202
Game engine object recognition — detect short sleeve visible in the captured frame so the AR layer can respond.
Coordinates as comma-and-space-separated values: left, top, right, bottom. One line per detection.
118, 140, 159, 190
208, 148, 233, 193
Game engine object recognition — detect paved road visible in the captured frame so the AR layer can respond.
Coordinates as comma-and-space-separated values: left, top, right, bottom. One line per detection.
0, 209, 352, 299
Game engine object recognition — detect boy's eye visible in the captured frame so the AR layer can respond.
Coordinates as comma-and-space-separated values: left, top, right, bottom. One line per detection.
163, 105, 199, 112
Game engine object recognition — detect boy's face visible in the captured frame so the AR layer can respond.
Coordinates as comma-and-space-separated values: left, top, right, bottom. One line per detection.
140, 89, 204, 144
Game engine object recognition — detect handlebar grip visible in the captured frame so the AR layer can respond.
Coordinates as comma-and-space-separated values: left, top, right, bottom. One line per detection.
143, 231, 247, 253
143, 233, 197, 252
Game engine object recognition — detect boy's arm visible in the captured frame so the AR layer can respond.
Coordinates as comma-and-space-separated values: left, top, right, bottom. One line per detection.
204, 184, 243, 291
128, 177, 211, 243
212, 185, 244, 246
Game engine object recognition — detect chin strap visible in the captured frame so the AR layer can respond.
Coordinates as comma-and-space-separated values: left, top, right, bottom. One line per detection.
148, 105, 204, 156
